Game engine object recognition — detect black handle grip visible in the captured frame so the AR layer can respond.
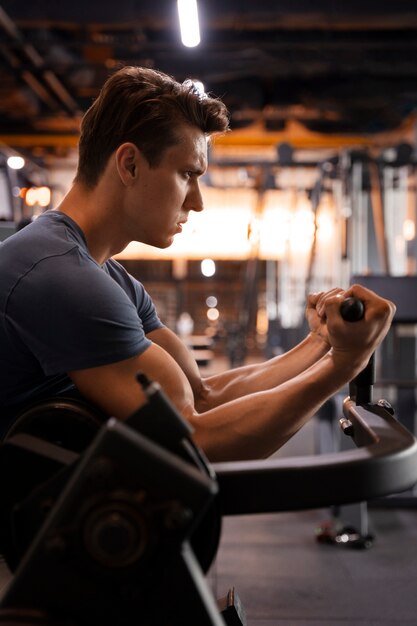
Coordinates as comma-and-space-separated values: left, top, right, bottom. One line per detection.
340, 297, 365, 322
339, 297, 374, 405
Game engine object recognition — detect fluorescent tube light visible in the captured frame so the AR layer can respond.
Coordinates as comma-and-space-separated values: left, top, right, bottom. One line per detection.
177, 0, 201, 47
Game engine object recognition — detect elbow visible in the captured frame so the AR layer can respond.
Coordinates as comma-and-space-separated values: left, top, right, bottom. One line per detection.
193, 378, 213, 413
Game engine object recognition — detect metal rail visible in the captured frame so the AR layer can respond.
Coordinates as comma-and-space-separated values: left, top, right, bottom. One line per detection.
214, 398, 417, 515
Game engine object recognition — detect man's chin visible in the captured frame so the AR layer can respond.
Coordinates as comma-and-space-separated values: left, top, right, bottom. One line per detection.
151, 237, 174, 250
134, 236, 174, 249
160, 237, 174, 249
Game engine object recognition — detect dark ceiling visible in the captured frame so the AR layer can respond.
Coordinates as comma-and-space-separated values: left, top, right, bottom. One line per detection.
1, 0, 417, 162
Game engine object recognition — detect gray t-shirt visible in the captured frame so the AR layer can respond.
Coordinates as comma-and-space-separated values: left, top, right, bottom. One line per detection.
0, 210, 163, 429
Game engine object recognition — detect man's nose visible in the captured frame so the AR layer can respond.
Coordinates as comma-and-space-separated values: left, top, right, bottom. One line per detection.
185, 181, 204, 212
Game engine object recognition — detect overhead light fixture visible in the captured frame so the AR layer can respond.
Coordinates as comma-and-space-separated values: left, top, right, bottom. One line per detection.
177, 0, 201, 47
7, 155, 25, 170
201, 258, 216, 277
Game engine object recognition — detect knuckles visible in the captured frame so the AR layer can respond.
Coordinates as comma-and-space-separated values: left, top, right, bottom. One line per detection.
307, 284, 396, 327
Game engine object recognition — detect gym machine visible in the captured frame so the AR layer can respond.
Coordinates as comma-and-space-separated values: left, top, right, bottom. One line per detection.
0, 300, 416, 625
316, 278, 417, 546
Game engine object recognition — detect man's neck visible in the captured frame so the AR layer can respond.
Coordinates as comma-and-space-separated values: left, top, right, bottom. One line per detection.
54, 183, 128, 265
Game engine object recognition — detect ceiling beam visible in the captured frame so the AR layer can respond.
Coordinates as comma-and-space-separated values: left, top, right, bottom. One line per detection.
0, 5, 80, 116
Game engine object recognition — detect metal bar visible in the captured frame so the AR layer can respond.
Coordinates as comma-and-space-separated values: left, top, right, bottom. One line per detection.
214, 400, 417, 515
369, 161, 390, 274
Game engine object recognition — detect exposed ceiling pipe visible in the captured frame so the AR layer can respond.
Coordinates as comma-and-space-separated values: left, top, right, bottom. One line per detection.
0, 5, 21, 40
42, 70, 80, 114
0, 5, 80, 116
22, 70, 61, 111
0, 43, 59, 111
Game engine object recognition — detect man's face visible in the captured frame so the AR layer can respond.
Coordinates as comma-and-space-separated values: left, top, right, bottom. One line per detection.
127, 124, 208, 249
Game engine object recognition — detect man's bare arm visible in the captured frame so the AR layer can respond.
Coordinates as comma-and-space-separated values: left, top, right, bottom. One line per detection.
149, 325, 329, 412
147, 289, 345, 412
189, 350, 363, 461
69, 341, 196, 423
68, 285, 395, 462
67, 339, 368, 462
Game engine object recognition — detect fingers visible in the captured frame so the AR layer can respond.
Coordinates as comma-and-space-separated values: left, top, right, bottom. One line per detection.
311, 284, 395, 366
344, 283, 396, 322
307, 284, 395, 355
308, 288, 345, 318
307, 284, 395, 325
306, 292, 323, 307
319, 291, 346, 321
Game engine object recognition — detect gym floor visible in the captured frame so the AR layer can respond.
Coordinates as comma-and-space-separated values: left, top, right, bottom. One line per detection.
209, 418, 417, 625
211, 506, 417, 625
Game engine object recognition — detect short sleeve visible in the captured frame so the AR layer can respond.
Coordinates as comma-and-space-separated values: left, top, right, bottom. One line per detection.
105, 259, 164, 335
6, 249, 151, 375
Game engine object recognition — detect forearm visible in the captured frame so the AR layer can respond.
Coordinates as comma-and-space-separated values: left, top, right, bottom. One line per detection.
197, 332, 329, 411
190, 350, 359, 462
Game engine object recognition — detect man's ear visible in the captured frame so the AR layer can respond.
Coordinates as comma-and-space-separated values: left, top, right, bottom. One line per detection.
115, 143, 139, 185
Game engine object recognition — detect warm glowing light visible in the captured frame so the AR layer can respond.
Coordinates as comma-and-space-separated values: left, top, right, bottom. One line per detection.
25, 187, 38, 206
207, 307, 219, 321
25, 186, 51, 207
316, 194, 336, 244
259, 190, 315, 259
289, 206, 315, 254
201, 258, 216, 277
37, 186, 51, 207
248, 216, 262, 245
256, 307, 269, 335
7, 156, 25, 170
177, 0, 200, 47
117, 186, 255, 260
317, 211, 334, 243
259, 191, 293, 259
403, 218, 415, 241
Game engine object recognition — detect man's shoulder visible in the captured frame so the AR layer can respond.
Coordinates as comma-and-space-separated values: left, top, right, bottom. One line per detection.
0, 212, 90, 303
0, 211, 80, 260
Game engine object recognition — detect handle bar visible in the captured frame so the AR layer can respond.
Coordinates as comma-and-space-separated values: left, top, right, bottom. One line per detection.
340, 296, 375, 404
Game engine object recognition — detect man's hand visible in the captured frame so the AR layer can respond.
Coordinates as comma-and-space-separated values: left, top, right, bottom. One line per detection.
306, 288, 345, 346
310, 284, 396, 375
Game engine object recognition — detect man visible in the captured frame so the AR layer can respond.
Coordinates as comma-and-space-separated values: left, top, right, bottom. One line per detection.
0, 66, 395, 461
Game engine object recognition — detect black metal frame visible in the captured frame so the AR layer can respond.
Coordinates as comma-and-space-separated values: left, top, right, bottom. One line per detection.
214, 398, 417, 516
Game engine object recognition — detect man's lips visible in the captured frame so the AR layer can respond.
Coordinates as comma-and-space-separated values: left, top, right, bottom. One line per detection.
176, 220, 187, 232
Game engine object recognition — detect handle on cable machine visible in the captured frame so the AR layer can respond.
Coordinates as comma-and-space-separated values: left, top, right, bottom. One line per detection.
339, 296, 375, 405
